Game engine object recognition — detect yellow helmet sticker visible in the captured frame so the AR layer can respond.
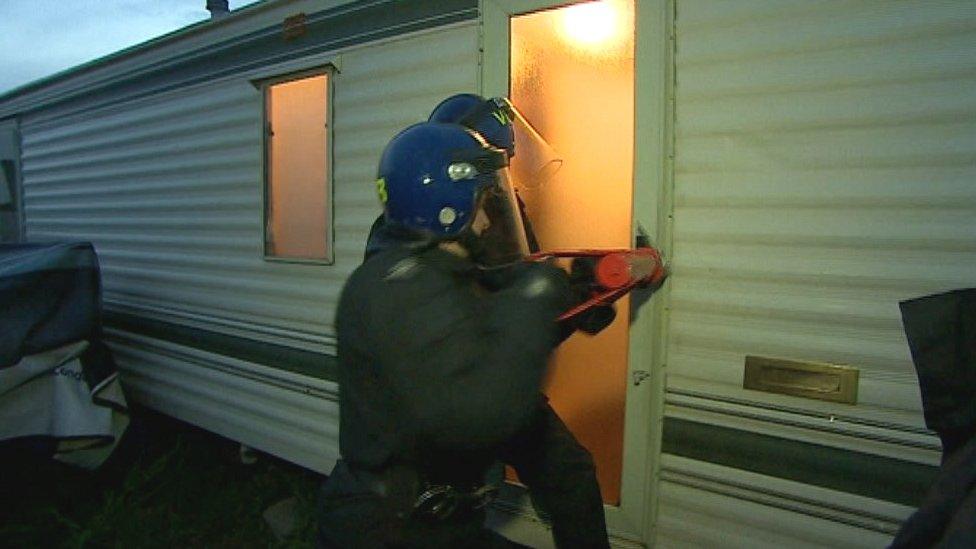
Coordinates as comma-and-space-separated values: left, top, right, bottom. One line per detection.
491, 110, 511, 126
375, 177, 388, 204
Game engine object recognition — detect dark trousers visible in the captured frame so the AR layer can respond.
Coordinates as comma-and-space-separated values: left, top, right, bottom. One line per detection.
499, 401, 610, 549
316, 483, 527, 548
317, 402, 608, 549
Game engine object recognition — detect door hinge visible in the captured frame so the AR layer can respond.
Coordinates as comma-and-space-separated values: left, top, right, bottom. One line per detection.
632, 370, 651, 386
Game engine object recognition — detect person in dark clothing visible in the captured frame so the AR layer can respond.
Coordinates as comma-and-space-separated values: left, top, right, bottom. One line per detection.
890, 288, 976, 548
354, 94, 612, 548
318, 120, 609, 548
361, 216, 610, 549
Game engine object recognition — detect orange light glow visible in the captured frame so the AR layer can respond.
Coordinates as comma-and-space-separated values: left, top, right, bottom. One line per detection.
511, 0, 634, 505
560, 1, 621, 46
266, 74, 329, 259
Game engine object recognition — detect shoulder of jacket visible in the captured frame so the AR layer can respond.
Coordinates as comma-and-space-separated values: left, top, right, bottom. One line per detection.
350, 245, 456, 290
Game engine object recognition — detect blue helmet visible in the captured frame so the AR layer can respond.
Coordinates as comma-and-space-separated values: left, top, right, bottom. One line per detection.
376, 122, 508, 236
429, 94, 515, 158
431, 94, 562, 193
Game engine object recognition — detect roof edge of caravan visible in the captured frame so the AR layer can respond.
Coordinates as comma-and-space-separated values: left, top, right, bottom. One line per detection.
0, 0, 292, 101
0, 0, 381, 118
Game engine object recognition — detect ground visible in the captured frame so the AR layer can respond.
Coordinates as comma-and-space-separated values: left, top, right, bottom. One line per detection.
0, 409, 322, 548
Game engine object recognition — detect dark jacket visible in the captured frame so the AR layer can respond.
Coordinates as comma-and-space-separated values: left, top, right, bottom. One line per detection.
336, 242, 571, 473
321, 221, 609, 549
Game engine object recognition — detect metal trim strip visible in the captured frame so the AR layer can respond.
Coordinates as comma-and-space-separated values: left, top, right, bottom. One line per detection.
669, 386, 932, 436
668, 396, 940, 452
658, 466, 904, 535
105, 298, 336, 351
662, 417, 938, 507
104, 310, 338, 382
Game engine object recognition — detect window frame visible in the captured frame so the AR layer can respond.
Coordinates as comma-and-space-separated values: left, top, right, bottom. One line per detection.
259, 65, 336, 265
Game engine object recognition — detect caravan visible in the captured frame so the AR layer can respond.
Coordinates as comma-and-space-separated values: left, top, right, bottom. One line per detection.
2, 1, 973, 546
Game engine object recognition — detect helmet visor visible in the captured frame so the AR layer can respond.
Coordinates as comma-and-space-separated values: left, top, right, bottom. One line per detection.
495, 97, 562, 190
468, 168, 531, 267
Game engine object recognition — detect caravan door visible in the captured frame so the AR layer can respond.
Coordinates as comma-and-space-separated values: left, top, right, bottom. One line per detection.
482, 1, 670, 546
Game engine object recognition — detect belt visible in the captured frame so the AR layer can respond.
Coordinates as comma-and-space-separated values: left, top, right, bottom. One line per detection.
412, 483, 499, 520
352, 464, 498, 521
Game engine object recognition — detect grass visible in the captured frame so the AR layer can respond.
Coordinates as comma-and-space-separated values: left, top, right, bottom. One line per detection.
0, 409, 322, 548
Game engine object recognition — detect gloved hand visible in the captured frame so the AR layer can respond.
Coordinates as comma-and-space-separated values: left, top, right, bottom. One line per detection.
479, 258, 615, 337
573, 304, 617, 335
568, 256, 598, 293
547, 258, 617, 341
505, 261, 573, 306
567, 257, 616, 335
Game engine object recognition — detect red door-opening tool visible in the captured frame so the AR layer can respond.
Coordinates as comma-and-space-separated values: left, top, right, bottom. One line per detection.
526, 247, 668, 322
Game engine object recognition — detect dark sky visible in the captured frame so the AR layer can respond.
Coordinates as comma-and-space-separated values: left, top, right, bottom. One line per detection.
0, 0, 261, 95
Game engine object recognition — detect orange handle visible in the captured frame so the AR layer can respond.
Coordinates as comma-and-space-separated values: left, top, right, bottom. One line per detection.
594, 248, 665, 289
525, 247, 668, 323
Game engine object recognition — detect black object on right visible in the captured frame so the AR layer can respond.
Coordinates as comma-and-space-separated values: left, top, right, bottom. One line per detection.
890, 288, 976, 548
899, 288, 976, 457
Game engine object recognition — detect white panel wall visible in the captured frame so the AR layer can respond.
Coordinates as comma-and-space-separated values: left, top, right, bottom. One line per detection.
658, 1, 976, 546
20, 23, 480, 355
18, 23, 480, 470
666, 0, 976, 454
656, 456, 910, 549
109, 329, 341, 473
331, 23, 481, 270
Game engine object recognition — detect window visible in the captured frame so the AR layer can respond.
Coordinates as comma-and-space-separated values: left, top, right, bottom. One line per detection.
263, 70, 332, 262
0, 159, 19, 243
0, 160, 13, 207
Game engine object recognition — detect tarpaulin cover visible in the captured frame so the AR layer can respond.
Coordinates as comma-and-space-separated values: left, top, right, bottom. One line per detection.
1, 242, 100, 365
0, 242, 127, 468
0, 242, 116, 387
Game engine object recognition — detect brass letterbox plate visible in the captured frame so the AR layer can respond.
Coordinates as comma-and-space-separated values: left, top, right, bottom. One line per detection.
744, 355, 858, 404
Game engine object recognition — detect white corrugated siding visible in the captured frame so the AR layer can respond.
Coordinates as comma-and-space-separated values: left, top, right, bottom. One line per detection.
18, 23, 479, 470
656, 456, 910, 549
658, 1, 976, 546
20, 23, 479, 353
108, 329, 342, 473
667, 0, 976, 446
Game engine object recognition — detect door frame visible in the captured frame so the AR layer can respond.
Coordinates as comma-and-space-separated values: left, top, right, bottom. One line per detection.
480, 0, 674, 545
